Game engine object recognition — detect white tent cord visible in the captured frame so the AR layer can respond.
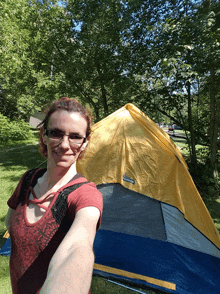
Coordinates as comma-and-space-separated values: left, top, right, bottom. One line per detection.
35, 159, 47, 169
107, 279, 150, 294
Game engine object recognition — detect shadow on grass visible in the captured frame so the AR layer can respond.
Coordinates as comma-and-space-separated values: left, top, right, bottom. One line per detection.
91, 276, 164, 294
171, 138, 186, 143
0, 143, 46, 171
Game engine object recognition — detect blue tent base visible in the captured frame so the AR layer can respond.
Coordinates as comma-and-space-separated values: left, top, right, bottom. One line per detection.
93, 229, 220, 294
0, 237, 11, 256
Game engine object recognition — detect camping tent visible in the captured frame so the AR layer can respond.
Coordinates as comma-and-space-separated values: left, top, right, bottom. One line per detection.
0, 231, 10, 256
77, 103, 220, 294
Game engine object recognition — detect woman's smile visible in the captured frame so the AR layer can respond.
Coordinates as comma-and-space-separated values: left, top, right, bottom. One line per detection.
53, 149, 76, 160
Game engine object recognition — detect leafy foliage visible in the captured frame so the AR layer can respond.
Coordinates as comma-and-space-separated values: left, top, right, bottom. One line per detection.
0, 113, 33, 142
0, 0, 220, 182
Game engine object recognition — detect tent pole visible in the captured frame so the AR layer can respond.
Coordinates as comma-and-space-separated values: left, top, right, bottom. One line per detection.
107, 279, 149, 294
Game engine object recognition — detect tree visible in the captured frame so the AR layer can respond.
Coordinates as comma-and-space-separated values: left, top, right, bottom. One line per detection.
124, 0, 220, 177
196, 0, 220, 174
24, 0, 138, 120
1, 0, 219, 179
0, 0, 37, 120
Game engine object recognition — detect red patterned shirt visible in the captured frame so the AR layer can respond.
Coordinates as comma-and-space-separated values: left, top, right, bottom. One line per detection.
8, 169, 103, 294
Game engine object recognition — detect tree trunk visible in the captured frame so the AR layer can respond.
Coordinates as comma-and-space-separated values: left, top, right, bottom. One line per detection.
96, 62, 108, 116
186, 81, 197, 171
209, 67, 219, 176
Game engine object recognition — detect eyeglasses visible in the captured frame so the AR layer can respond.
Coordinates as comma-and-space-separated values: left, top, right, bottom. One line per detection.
45, 129, 86, 146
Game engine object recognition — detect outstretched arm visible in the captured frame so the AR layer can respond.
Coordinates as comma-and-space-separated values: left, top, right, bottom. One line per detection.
40, 206, 100, 294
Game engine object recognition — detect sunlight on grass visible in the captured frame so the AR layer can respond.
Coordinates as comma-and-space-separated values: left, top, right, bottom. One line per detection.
0, 256, 11, 294
0, 278, 11, 294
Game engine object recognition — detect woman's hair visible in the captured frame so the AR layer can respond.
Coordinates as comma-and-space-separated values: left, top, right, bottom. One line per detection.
38, 97, 93, 158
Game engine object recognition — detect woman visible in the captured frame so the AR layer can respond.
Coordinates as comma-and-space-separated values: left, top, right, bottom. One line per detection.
5, 97, 103, 294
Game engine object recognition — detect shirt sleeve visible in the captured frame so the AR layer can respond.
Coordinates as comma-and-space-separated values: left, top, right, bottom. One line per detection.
67, 181, 103, 230
7, 170, 29, 210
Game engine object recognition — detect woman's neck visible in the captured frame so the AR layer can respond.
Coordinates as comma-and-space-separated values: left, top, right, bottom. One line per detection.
45, 162, 78, 191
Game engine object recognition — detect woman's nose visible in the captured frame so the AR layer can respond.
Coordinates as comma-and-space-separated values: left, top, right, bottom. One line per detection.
60, 135, 70, 149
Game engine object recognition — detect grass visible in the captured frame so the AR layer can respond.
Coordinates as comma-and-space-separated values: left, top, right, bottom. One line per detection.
0, 137, 46, 294
0, 132, 219, 294
0, 256, 11, 294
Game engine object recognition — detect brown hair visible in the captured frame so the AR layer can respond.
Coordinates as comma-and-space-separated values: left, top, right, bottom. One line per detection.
38, 97, 93, 158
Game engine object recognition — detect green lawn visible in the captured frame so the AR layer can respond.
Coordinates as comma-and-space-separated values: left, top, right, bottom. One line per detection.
0, 133, 219, 294
0, 139, 46, 293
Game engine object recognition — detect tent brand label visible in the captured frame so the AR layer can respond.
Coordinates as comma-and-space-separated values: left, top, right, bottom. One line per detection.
123, 173, 135, 185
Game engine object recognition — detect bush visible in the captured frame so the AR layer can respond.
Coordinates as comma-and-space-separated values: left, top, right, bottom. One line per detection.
0, 113, 33, 142
186, 158, 220, 201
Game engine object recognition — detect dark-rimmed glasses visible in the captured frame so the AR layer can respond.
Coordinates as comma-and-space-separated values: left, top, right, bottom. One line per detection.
45, 129, 86, 147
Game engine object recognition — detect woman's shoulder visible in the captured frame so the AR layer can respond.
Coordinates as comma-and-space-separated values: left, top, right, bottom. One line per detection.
61, 174, 95, 190
7, 168, 46, 209
22, 168, 47, 184
64, 176, 102, 199
66, 177, 103, 217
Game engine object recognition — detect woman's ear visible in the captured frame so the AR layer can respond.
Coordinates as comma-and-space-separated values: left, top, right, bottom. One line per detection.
77, 136, 90, 160
84, 135, 90, 147
82, 135, 90, 149
80, 142, 88, 152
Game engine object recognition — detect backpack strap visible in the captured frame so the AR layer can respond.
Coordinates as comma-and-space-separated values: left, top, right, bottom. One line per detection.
18, 168, 47, 204
51, 181, 90, 225
18, 168, 90, 225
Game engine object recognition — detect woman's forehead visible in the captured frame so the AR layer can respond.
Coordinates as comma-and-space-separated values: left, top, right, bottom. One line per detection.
48, 110, 87, 132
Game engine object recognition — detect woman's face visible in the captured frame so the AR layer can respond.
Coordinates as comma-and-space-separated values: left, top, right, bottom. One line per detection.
43, 110, 88, 169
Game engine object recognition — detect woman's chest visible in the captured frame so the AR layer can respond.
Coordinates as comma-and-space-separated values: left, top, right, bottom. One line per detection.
10, 204, 61, 250
26, 195, 53, 224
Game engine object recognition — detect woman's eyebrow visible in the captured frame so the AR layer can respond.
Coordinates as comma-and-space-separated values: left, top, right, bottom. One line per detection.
50, 127, 64, 132
51, 128, 83, 136
69, 132, 84, 137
